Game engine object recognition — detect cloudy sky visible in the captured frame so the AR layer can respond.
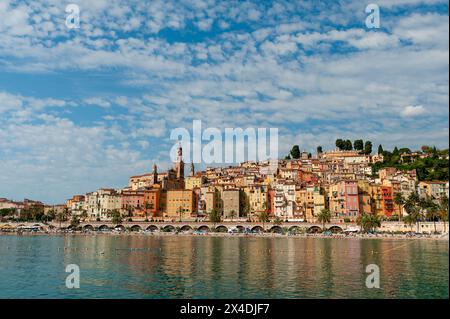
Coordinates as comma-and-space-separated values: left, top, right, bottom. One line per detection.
0, 0, 448, 203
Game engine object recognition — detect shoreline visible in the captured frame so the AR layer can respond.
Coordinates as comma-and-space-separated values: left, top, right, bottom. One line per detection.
1, 230, 448, 241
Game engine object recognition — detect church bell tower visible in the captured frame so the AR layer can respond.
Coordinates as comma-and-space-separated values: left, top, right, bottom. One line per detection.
175, 144, 184, 180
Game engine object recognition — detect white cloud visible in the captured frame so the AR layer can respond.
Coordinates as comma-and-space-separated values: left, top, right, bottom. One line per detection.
401, 105, 426, 117
0, 0, 448, 203
84, 97, 111, 108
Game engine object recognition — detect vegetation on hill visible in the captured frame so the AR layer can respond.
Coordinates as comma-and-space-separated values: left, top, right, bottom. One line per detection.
372, 145, 449, 181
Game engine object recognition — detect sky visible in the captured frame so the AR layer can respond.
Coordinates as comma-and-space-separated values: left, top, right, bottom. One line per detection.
0, 0, 449, 204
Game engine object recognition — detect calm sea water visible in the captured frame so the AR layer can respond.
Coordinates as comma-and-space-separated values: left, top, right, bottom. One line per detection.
0, 234, 448, 299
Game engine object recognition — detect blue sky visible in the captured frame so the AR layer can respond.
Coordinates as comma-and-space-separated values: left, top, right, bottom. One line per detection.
0, 0, 449, 203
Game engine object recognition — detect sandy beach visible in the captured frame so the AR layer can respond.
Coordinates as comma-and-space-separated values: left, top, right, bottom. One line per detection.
2, 229, 448, 241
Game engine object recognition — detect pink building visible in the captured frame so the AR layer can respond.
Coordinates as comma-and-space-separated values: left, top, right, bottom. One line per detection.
329, 180, 360, 220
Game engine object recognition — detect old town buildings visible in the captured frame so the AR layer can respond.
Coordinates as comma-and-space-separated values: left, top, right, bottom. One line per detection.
16, 145, 443, 223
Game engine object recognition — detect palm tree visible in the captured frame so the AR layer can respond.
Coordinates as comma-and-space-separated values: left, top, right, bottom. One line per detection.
145, 202, 153, 221
208, 208, 221, 228
56, 211, 65, 229
126, 206, 133, 219
404, 192, 422, 232
282, 197, 289, 222
111, 209, 122, 225
70, 215, 80, 229
258, 210, 269, 231
317, 208, 331, 231
80, 210, 88, 222
177, 206, 184, 222
403, 213, 417, 232
357, 214, 381, 233
425, 200, 440, 233
274, 216, 283, 226
393, 192, 404, 221
244, 196, 251, 219
439, 196, 448, 233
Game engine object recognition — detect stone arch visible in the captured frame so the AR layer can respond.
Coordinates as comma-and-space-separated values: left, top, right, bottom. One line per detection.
328, 225, 343, 233
270, 225, 283, 234
114, 225, 125, 231
215, 225, 228, 233
307, 226, 322, 233
197, 225, 210, 232
146, 225, 158, 232
162, 225, 176, 232
288, 225, 301, 233
83, 224, 94, 231
180, 225, 193, 232
251, 225, 264, 233
236, 225, 245, 233
130, 225, 142, 232
98, 224, 111, 231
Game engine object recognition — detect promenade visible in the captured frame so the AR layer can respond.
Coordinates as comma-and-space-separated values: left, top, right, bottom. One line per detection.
0, 221, 448, 234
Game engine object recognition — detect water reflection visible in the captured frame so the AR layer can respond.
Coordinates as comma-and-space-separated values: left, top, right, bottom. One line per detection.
0, 235, 448, 298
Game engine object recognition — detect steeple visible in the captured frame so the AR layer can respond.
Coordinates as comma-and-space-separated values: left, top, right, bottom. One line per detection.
190, 162, 195, 176
175, 143, 184, 180
153, 164, 158, 184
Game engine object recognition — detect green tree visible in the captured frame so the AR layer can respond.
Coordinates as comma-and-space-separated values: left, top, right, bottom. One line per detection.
403, 192, 421, 232
274, 216, 283, 226
317, 208, 331, 231
55, 208, 69, 228
229, 210, 237, 222
364, 141, 372, 155
403, 213, 417, 232
354, 139, 364, 151
177, 206, 184, 222
112, 209, 122, 225
282, 197, 289, 221
424, 200, 440, 233
317, 146, 323, 154
145, 202, 154, 221
290, 145, 300, 159
345, 140, 353, 151
70, 215, 80, 229
439, 196, 448, 233
399, 148, 411, 154
335, 139, 344, 150
244, 196, 251, 219
46, 209, 56, 221
208, 208, 221, 227
377, 144, 383, 154
393, 193, 404, 221
258, 210, 270, 230
80, 210, 88, 222
357, 214, 381, 233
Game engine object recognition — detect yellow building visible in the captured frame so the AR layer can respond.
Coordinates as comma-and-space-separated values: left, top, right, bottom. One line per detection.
166, 190, 194, 220
312, 187, 325, 221
358, 180, 373, 215
185, 176, 204, 190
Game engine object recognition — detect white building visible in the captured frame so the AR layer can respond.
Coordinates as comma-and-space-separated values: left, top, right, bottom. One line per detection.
274, 180, 296, 219
85, 189, 121, 220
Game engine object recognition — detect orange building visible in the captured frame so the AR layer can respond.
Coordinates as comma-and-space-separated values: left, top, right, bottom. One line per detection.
120, 190, 145, 217
143, 188, 161, 218
380, 186, 394, 217
166, 190, 194, 220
